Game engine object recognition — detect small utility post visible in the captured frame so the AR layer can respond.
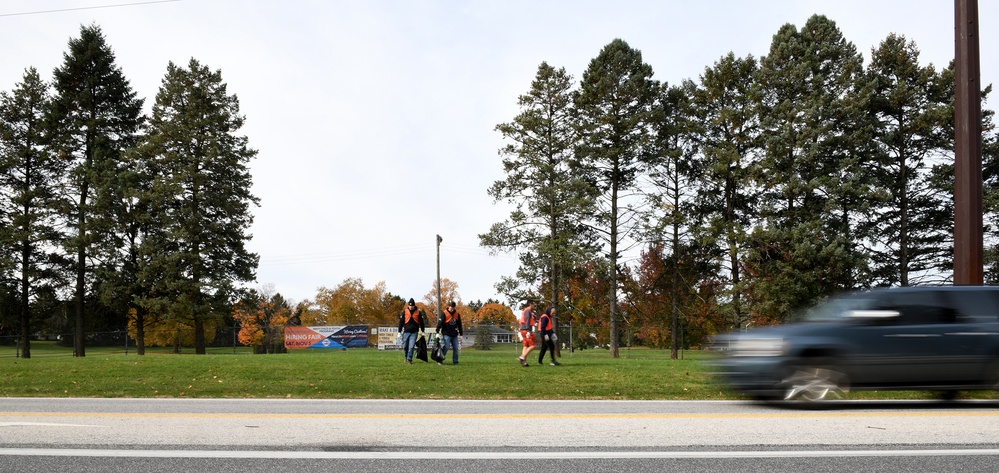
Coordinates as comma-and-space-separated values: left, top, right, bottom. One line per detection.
436, 235, 443, 317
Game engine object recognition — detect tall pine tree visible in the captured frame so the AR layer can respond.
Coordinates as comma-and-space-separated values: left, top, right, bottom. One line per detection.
865, 34, 955, 286
47, 24, 143, 356
688, 53, 762, 330
750, 15, 872, 321
136, 58, 258, 355
482, 62, 597, 315
0, 68, 66, 358
576, 39, 658, 357
643, 82, 703, 358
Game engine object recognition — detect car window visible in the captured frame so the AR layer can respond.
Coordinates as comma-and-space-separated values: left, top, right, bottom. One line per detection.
941, 290, 999, 322
799, 294, 877, 322
798, 289, 999, 324
873, 291, 956, 325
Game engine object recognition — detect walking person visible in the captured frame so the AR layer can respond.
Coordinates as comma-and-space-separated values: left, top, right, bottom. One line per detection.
537, 306, 560, 366
517, 300, 538, 367
435, 301, 464, 365
398, 298, 425, 364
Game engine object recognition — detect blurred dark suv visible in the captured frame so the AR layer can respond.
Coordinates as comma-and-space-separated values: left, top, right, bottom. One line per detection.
715, 286, 999, 401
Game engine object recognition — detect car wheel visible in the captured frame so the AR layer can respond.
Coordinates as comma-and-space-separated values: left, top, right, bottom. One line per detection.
781, 361, 849, 401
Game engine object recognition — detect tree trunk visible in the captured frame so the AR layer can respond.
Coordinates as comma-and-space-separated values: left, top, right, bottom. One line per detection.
73, 183, 88, 358
74, 243, 86, 357
135, 308, 146, 355
609, 179, 620, 359
194, 314, 206, 354
19, 246, 31, 359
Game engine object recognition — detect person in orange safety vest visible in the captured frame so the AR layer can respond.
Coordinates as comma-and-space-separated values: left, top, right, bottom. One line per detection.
398, 298, 425, 364
537, 306, 560, 366
435, 301, 464, 365
517, 300, 537, 367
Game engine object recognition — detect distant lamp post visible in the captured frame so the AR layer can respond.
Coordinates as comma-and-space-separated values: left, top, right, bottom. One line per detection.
436, 235, 443, 317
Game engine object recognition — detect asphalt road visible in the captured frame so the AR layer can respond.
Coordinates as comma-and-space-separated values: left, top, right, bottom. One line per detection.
2, 398, 999, 472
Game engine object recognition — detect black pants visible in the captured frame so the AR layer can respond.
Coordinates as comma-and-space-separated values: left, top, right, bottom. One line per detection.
538, 335, 556, 363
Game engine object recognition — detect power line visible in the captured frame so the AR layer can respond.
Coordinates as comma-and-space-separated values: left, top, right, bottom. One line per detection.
259, 245, 430, 266
258, 243, 516, 267
0, 0, 180, 18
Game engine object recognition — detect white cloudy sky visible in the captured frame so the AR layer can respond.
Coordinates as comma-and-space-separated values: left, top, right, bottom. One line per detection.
2, 0, 996, 306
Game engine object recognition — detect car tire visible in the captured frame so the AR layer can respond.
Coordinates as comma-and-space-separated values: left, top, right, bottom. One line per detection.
781, 360, 849, 402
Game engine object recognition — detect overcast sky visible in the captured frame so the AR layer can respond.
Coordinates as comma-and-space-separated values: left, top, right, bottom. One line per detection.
2, 0, 996, 307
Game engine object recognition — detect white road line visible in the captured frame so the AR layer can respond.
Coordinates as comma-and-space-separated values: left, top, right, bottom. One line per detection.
0, 423, 97, 427
1, 448, 999, 459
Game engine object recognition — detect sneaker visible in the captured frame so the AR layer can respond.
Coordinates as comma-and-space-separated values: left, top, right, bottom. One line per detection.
437, 362, 443, 366
452, 362, 459, 365
518, 357, 526, 367
550, 361, 560, 366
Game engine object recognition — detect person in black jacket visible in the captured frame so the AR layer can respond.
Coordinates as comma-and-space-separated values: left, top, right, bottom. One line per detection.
435, 301, 464, 365
398, 298, 425, 364
537, 306, 560, 366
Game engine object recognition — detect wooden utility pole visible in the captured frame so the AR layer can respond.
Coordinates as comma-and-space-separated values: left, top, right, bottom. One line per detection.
436, 235, 443, 316
954, 0, 984, 285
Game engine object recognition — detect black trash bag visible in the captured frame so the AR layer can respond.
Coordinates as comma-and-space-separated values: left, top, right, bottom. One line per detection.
415, 334, 429, 362
431, 334, 445, 363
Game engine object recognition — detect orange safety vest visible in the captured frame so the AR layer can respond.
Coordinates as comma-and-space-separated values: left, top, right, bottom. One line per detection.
519, 308, 535, 330
444, 309, 458, 324
404, 307, 421, 324
538, 314, 551, 332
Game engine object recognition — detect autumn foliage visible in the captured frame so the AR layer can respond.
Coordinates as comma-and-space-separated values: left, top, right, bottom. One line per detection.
232, 292, 291, 354
473, 302, 516, 328
302, 278, 399, 326
127, 312, 219, 353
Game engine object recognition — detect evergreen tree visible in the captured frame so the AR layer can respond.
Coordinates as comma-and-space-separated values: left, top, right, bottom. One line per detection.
750, 15, 872, 320
136, 58, 259, 355
47, 24, 144, 356
865, 34, 955, 286
575, 39, 658, 357
687, 53, 761, 331
982, 106, 999, 283
97, 141, 154, 354
473, 324, 494, 350
482, 62, 598, 315
0, 68, 67, 358
643, 82, 702, 358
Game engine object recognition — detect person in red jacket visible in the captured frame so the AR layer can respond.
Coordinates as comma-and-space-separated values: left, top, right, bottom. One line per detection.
517, 300, 537, 367
537, 306, 560, 366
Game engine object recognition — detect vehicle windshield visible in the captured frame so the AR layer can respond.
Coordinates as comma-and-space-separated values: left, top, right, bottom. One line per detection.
795, 293, 878, 322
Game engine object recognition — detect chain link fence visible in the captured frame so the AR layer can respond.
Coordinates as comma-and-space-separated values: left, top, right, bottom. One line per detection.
0, 326, 247, 358
0, 322, 706, 358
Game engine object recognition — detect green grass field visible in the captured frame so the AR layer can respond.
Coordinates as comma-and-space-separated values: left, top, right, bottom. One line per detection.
0, 341, 729, 399
1, 341, 996, 400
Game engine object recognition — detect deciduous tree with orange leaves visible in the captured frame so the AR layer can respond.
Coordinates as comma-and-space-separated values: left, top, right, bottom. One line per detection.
423, 278, 471, 324
305, 278, 397, 326
473, 302, 515, 328
233, 288, 291, 354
